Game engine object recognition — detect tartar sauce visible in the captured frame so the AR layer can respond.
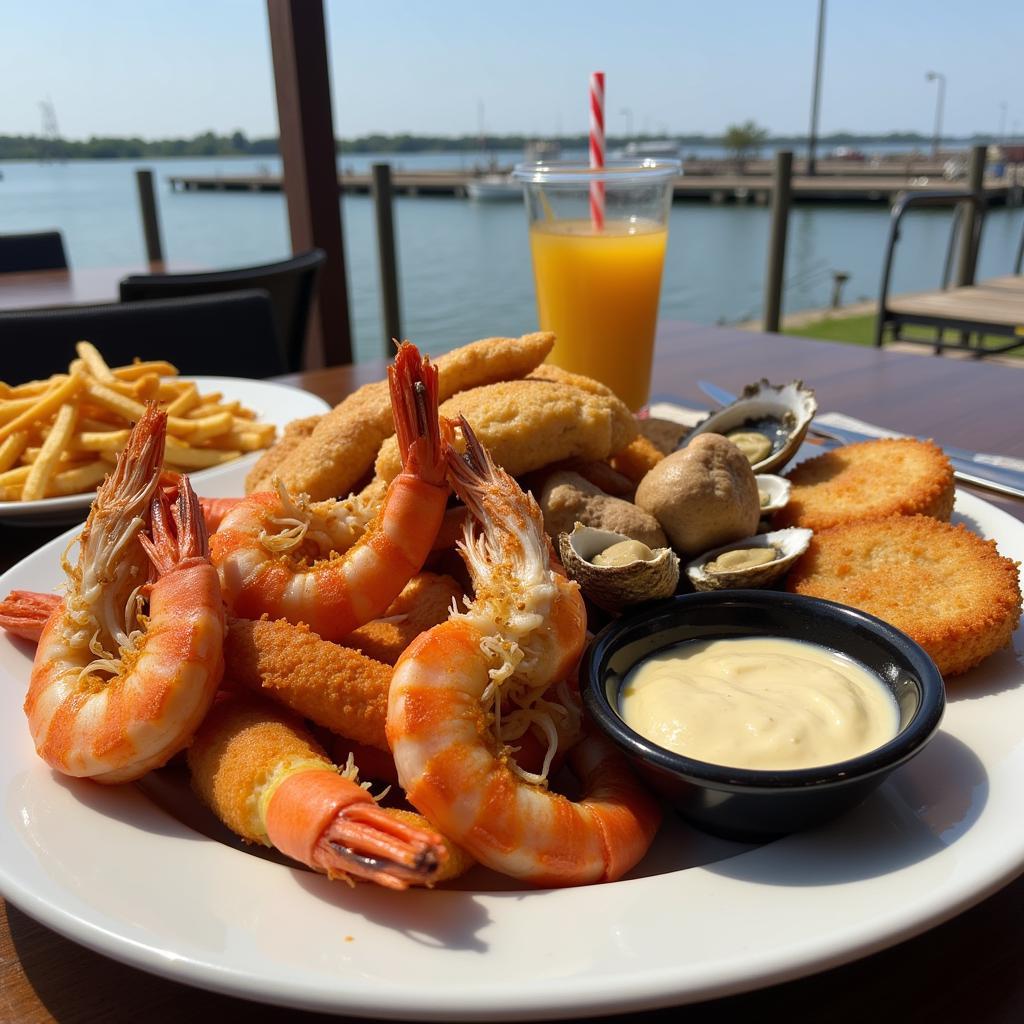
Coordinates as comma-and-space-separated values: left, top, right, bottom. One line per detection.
619, 636, 898, 770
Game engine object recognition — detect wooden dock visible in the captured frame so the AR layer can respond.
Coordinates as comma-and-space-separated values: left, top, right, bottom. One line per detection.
168, 168, 1020, 206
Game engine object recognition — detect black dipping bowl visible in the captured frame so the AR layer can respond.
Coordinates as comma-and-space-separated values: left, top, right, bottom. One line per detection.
581, 590, 945, 842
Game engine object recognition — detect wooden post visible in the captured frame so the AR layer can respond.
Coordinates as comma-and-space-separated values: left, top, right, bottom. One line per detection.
762, 151, 793, 333
371, 163, 402, 353
956, 144, 987, 287
135, 169, 164, 264
267, 0, 352, 368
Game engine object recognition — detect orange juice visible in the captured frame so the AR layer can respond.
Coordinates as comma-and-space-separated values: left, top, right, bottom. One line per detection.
528, 218, 667, 410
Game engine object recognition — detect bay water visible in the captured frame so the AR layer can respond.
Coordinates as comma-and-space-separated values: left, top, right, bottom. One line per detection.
2, 152, 1021, 363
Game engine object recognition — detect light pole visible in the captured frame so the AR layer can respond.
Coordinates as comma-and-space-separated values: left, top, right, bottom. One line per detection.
807, 0, 826, 176
925, 71, 946, 159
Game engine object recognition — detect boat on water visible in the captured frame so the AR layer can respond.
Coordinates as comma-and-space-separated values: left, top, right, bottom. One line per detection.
611, 139, 682, 160
465, 174, 523, 201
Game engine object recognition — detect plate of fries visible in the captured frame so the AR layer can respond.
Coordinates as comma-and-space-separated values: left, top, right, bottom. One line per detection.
0, 342, 329, 525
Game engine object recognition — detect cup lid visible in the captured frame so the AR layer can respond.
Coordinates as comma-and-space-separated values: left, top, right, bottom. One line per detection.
512, 158, 681, 184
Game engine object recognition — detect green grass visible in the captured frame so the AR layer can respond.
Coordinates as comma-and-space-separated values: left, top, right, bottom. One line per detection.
788, 313, 1024, 358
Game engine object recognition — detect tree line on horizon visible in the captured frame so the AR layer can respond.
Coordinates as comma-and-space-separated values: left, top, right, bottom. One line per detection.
0, 127, 995, 161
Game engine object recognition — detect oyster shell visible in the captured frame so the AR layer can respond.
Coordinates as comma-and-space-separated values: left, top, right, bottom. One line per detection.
685, 527, 812, 592
687, 380, 817, 475
755, 474, 791, 514
559, 524, 680, 611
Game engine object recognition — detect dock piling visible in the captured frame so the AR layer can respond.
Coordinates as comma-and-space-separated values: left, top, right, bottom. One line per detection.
762, 151, 793, 333
371, 163, 403, 353
956, 145, 987, 287
135, 169, 164, 264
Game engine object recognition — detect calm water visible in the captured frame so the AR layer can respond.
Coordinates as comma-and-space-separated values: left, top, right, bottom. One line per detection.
2, 153, 1022, 363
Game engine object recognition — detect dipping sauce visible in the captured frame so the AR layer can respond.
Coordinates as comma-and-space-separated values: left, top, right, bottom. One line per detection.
619, 636, 899, 770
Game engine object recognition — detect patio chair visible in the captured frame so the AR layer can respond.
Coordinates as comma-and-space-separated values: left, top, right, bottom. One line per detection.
875, 191, 1024, 357
0, 290, 285, 385
0, 231, 68, 274
119, 249, 325, 372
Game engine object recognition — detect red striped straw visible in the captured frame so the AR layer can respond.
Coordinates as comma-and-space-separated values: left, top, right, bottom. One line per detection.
589, 71, 605, 230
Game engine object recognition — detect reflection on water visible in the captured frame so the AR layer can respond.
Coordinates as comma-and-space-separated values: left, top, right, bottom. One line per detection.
2, 155, 1022, 363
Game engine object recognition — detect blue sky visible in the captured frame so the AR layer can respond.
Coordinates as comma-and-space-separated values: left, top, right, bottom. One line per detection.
3, 1, 1020, 139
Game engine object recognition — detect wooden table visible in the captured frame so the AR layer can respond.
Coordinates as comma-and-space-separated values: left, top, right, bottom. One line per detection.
1, 323, 1022, 1023
0, 263, 178, 311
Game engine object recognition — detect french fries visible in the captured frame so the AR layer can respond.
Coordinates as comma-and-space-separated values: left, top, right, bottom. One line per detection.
0, 342, 276, 502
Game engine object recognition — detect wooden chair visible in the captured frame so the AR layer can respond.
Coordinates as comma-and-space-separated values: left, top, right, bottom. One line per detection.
0, 231, 68, 274
0, 290, 285, 385
119, 250, 325, 372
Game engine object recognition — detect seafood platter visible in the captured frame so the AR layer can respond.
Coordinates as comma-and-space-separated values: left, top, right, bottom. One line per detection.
0, 333, 1022, 1018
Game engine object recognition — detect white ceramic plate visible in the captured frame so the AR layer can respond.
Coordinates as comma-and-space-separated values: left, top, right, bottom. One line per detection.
0, 492, 1022, 1020
0, 377, 329, 526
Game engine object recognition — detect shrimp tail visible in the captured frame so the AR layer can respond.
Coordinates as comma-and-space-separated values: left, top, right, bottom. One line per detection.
266, 770, 447, 890
389, 342, 445, 487
139, 474, 209, 575
199, 496, 241, 534
189, 691, 447, 891
0, 590, 61, 644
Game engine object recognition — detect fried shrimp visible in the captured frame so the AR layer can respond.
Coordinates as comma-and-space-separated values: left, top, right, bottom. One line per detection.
787, 514, 1022, 677
387, 418, 661, 886
344, 571, 464, 665
776, 437, 955, 531
0, 590, 59, 643
210, 342, 448, 640
25, 405, 225, 783
188, 692, 451, 889
224, 616, 393, 749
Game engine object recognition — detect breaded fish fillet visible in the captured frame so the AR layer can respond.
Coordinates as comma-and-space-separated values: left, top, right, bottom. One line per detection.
246, 332, 554, 498
787, 515, 1021, 677
775, 437, 954, 531
374, 375, 638, 482
244, 414, 321, 493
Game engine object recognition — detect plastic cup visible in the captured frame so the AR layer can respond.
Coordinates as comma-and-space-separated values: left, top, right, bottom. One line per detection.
513, 159, 679, 411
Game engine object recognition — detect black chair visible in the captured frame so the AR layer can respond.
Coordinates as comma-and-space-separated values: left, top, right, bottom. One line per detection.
119, 249, 325, 372
0, 231, 68, 273
0, 290, 285, 385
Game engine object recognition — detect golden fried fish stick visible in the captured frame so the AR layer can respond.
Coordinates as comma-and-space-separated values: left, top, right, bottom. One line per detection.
224, 617, 391, 749
248, 333, 554, 500
188, 692, 447, 889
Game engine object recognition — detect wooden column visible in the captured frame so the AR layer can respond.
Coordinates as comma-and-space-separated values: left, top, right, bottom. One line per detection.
267, 0, 353, 367
762, 150, 793, 333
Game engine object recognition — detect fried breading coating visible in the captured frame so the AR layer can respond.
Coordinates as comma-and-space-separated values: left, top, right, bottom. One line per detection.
775, 437, 955, 531
189, 691, 328, 843
246, 332, 554, 499
787, 515, 1021, 677
609, 435, 665, 484
244, 414, 321, 493
225, 617, 392, 749
374, 376, 638, 482
343, 572, 463, 665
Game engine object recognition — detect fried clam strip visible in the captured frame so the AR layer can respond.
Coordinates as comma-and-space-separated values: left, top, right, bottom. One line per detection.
245, 332, 555, 499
